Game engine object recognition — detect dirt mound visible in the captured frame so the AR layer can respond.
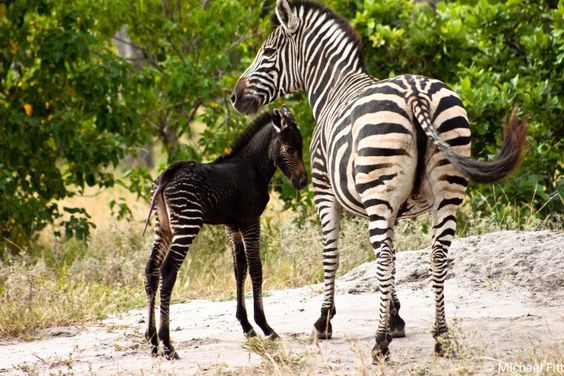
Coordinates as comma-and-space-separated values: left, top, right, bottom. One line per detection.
340, 231, 564, 304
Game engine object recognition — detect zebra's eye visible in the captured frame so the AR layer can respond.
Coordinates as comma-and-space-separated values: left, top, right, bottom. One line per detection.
285, 146, 295, 154
263, 47, 276, 57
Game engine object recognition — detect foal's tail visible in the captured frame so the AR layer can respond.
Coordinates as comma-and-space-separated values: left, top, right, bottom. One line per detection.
413, 101, 528, 183
142, 161, 194, 237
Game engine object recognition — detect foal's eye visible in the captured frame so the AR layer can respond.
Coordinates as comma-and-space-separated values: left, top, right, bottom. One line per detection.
285, 146, 295, 154
263, 47, 276, 57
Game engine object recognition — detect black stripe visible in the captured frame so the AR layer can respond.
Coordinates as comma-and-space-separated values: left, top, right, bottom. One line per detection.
432, 214, 456, 229
446, 136, 471, 147
362, 198, 393, 212
431, 95, 464, 123
437, 197, 463, 210
358, 147, 408, 157
436, 116, 468, 133
440, 175, 468, 187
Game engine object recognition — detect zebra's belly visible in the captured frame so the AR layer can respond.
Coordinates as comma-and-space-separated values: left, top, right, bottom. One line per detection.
397, 195, 431, 219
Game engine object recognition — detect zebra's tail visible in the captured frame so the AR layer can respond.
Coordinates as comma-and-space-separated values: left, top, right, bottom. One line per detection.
141, 161, 193, 236
412, 100, 528, 183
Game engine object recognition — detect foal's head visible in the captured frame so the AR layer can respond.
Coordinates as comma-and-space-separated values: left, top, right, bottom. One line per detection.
271, 105, 307, 190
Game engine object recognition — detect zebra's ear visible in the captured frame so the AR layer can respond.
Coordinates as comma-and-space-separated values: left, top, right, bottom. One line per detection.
276, 0, 299, 34
272, 108, 283, 133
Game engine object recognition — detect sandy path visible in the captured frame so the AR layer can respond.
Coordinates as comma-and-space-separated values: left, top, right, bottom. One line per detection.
1, 231, 563, 375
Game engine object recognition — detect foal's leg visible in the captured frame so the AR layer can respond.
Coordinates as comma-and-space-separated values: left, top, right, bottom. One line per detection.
312, 195, 341, 340
145, 224, 171, 356
241, 219, 278, 338
144, 209, 172, 356
158, 208, 203, 359
226, 226, 256, 337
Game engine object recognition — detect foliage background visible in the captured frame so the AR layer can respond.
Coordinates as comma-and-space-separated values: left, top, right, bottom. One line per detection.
1, 0, 562, 252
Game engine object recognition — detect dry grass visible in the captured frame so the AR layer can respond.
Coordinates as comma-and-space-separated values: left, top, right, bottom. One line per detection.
239, 321, 564, 376
0, 184, 560, 340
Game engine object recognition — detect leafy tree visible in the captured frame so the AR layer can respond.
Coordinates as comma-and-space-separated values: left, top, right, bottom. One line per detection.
0, 0, 155, 248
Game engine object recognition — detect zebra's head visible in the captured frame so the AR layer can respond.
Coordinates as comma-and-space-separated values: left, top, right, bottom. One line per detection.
231, 0, 304, 114
271, 105, 307, 190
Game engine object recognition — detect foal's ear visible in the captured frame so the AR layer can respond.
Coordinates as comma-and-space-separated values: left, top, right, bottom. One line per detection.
272, 108, 283, 133
276, 0, 299, 34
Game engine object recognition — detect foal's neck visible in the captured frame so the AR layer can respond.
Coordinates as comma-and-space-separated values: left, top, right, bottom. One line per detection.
238, 125, 277, 184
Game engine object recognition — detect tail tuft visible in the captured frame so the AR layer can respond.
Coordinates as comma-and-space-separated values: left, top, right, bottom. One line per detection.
448, 107, 528, 183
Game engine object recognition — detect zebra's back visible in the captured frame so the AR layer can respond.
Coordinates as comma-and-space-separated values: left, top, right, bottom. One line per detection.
317, 74, 471, 219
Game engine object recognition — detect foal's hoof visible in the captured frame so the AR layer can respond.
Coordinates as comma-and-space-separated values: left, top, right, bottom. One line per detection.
162, 346, 180, 360
311, 327, 332, 340
267, 331, 280, 340
245, 328, 257, 338
150, 345, 159, 357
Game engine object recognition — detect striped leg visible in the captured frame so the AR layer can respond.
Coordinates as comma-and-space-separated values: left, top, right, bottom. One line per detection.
367, 213, 396, 360
389, 262, 406, 338
430, 205, 458, 356
241, 219, 278, 338
144, 206, 172, 356
226, 226, 256, 337
158, 209, 203, 359
312, 195, 341, 340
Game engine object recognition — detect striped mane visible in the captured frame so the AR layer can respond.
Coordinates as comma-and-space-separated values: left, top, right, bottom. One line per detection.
214, 111, 274, 162
270, 0, 365, 67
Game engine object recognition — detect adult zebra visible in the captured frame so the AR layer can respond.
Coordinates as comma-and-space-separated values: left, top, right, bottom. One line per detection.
231, 0, 527, 359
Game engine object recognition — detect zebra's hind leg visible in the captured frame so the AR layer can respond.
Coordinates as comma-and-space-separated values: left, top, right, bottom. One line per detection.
158, 212, 203, 360
241, 219, 278, 339
367, 214, 396, 361
144, 198, 172, 356
312, 197, 341, 340
430, 205, 458, 357
227, 226, 256, 338
389, 263, 406, 338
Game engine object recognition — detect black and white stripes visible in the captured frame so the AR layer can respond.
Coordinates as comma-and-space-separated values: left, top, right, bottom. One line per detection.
232, 0, 527, 360
143, 107, 307, 359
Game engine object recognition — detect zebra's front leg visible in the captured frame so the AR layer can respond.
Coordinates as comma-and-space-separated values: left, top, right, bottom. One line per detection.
312, 197, 341, 340
430, 208, 457, 356
226, 226, 256, 338
241, 219, 278, 339
158, 216, 203, 360
368, 214, 396, 361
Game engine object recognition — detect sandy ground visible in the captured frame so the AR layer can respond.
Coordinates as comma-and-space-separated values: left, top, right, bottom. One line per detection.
1, 230, 563, 375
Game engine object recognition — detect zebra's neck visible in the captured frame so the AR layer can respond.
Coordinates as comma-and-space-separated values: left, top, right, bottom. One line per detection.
297, 7, 369, 120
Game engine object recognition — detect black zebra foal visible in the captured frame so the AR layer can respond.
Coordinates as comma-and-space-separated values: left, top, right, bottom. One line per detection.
142, 106, 307, 359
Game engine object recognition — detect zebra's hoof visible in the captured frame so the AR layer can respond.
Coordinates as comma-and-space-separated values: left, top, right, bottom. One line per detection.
245, 328, 257, 338
389, 314, 406, 338
150, 345, 159, 357
371, 344, 390, 363
390, 327, 405, 338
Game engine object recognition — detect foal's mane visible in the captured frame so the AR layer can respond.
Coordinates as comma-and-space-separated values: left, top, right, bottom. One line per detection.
213, 111, 274, 163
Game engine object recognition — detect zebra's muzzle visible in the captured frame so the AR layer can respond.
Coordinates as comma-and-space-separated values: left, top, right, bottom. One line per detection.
231, 78, 260, 114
